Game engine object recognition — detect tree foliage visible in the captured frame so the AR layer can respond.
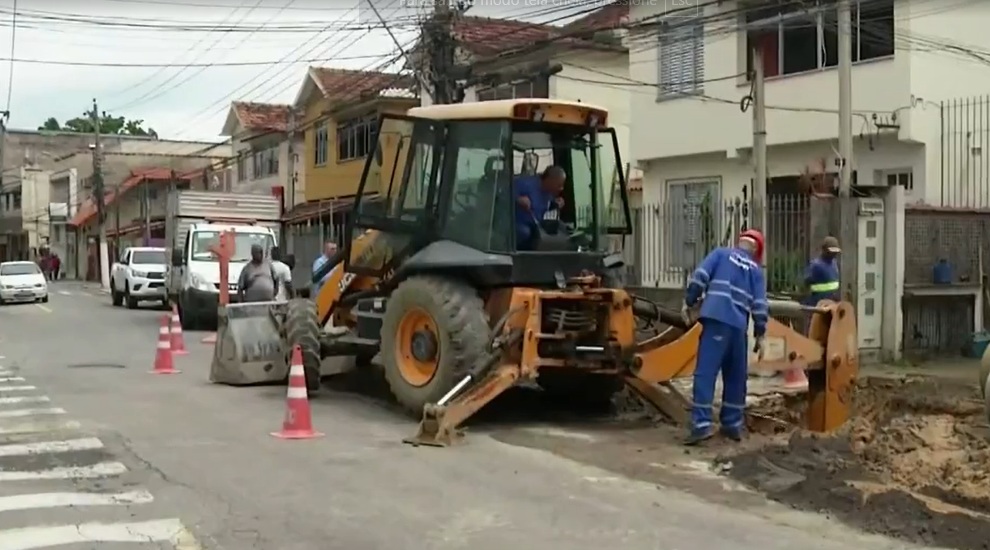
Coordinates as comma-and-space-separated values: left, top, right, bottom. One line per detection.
38, 111, 158, 138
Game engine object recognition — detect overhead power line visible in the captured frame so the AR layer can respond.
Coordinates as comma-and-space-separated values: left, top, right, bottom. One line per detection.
0, 53, 396, 68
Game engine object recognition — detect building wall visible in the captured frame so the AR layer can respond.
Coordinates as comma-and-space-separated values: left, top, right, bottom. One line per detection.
303, 98, 417, 201
550, 50, 632, 172
628, 0, 908, 163
229, 131, 306, 208
19, 167, 51, 251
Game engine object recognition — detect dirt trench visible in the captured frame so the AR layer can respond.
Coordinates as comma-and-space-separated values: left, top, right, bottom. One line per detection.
721, 376, 990, 550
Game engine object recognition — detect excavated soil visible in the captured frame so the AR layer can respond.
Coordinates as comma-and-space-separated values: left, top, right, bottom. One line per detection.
721, 376, 990, 550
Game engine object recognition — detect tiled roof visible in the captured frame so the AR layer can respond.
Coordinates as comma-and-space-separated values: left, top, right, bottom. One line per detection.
563, 2, 629, 34
308, 68, 416, 104
231, 101, 291, 132
69, 168, 189, 227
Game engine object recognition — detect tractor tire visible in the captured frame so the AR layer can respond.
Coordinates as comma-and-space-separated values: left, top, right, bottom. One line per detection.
380, 275, 491, 416
537, 370, 625, 409
285, 298, 323, 394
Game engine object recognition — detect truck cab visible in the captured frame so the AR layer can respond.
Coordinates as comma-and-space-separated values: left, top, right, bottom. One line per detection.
167, 222, 278, 329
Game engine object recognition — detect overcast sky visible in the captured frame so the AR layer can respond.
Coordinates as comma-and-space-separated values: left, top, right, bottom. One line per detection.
0, 0, 599, 142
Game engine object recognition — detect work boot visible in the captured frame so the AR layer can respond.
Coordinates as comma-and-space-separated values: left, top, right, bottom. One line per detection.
720, 426, 743, 442
684, 426, 715, 446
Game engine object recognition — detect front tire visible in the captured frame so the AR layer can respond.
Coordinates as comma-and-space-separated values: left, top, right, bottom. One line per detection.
284, 298, 322, 393
125, 284, 138, 309
380, 276, 491, 416
111, 281, 123, 307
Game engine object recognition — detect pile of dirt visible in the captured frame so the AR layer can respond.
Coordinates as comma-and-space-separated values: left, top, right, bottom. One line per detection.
719, 376, 990, 550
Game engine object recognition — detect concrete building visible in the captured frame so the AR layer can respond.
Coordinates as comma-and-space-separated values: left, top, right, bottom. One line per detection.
220, 101, 306, 209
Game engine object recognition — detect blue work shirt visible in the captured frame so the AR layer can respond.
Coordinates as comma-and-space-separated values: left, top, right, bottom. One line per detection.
685, 247, 768, 336
514, 175, 555, 246
804, 256, 840, 306
312, 255, 332, 295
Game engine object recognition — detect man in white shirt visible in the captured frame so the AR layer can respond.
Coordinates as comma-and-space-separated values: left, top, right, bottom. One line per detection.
270, 246, 294, 302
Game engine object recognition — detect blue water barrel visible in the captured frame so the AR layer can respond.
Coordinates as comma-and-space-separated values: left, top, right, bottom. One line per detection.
933, 259, 953, 285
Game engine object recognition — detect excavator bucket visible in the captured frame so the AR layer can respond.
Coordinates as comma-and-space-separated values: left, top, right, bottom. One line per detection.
210, 301, 288, 385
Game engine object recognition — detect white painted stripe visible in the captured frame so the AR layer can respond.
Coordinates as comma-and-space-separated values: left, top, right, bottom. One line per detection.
0, 437, 104, 457
0, 408, 65, 419
0, 396, 48, 405
0, 490, 154, 513
0, 518, 200, 550
0, 377, 25, 383
0, 371, 15, 376
0, 420, 80, 435
0, 461, 128, 481
0, 386, 37, 392
57, 290, 72, 295
286, 386, 308, 399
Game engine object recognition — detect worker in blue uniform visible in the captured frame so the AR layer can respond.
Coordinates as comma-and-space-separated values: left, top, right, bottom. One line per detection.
514, 166, 565, 250
680, 229, 769, 445
804, 236, 841, 306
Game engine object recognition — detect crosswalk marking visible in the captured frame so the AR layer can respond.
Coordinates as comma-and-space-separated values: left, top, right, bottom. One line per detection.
0, 518, 198, 550
0, 396, 49, 405
0, 369, 202, 549
0, 490, 154, 513
0, 437, 104, 457
0, 408, 66, 419
0, 461, 128, 481
0, 371, 15, 376
0, 420, 81, 435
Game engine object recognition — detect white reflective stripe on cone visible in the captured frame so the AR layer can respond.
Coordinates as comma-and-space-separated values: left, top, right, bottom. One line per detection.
286, 386, 308, 399
156, 341, 170, 349
288, 366, 304, 377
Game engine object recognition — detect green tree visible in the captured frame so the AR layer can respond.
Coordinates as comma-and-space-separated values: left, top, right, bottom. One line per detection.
38, 111, 158, 138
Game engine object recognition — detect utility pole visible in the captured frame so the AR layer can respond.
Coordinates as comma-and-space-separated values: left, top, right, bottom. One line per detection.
751, 47, 768, 234
428, 0, 457, 105
837, 0, 853, 198
89, 98, 109, 289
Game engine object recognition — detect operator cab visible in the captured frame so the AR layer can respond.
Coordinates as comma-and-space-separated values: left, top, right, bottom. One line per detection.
348, 99, 632, 287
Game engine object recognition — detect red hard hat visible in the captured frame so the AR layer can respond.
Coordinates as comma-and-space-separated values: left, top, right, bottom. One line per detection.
739, 228, 765, 263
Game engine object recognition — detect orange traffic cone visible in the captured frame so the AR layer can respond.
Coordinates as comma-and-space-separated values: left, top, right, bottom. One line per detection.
151, 314, 180, 374
169, 305, 188, 356
271, 346, 323, 440
782, 367, 808, 391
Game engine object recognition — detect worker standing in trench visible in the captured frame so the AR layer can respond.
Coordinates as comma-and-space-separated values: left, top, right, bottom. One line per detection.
803, 236, 842, 312
680, 229, 769, 445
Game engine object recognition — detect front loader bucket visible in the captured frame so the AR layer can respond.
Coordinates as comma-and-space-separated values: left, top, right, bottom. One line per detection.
210, 301, 288, 386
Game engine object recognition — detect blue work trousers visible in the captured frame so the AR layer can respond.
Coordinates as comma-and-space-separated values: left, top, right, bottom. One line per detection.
691, 318, 748, 435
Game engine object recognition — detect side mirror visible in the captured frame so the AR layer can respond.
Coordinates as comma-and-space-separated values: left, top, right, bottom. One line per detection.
170, 249, 184, 267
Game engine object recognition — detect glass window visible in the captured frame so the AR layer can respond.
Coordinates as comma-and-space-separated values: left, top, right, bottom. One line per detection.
131, 250, 167, 264
441, 121, 510, 252
356, 117, 414, 219
0, 263, 40, 276
189, 231, 275, 262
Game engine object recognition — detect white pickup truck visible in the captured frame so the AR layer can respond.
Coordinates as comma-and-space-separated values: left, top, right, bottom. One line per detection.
110, 246, 169, 309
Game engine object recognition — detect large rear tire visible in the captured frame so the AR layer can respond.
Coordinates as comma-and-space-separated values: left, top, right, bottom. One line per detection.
380, 275, 491, 416
537, 370, 625, 409
285, 298, 322, 394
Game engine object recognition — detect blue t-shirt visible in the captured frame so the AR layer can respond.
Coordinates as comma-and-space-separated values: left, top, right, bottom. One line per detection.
312, 255, 332, 294
804, 257, 840, 305
514, 175, 554, 244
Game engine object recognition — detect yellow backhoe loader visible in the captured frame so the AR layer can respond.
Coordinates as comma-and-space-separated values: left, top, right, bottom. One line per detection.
212, 98, 859, 445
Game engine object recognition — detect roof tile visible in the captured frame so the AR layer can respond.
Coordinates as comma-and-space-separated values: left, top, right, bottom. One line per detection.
232, 101, 291, 133
309, 68, 416, 105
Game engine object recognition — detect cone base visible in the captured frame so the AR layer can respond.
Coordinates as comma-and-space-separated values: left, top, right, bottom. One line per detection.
171, 349, 189, 356
150, 368, 181, 374
270, 430, 324, 440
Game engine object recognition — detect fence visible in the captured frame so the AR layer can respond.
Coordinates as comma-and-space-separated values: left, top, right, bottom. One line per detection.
629, 194, 811, 293
941, 95, 990, 208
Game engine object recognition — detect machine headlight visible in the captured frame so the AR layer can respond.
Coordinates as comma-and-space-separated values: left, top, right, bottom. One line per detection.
131, 270, 148, 278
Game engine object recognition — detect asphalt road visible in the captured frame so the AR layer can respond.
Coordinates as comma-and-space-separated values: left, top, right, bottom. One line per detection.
0, 282, 935, 550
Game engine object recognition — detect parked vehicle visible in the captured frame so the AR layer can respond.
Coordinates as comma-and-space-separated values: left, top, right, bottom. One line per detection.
110, 247, 168, 309
0, 261, 48, 305
164, 190, 281, 330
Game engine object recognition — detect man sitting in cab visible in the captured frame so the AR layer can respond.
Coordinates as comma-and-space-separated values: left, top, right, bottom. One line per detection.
514, 165, 566, 250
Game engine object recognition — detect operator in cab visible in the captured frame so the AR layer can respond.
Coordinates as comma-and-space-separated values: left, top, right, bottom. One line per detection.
804, 236, 841, 307
237, 244, 278, 303
681, 229, 769, 446
514, 165, 566, 250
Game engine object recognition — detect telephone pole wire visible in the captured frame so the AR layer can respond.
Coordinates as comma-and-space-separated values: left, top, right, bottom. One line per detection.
751, 47, 767, 234
427, 0, 457, 105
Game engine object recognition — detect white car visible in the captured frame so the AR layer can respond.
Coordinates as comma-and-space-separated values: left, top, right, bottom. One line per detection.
0, 261, 48, 305
110, 247, 169, 309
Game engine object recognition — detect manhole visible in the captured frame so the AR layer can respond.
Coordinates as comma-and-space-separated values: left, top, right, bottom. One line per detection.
67, 363, 127, 369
